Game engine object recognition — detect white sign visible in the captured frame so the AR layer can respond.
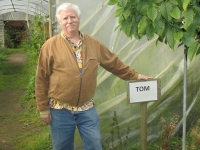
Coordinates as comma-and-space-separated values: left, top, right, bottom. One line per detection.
127, 79, 161, 103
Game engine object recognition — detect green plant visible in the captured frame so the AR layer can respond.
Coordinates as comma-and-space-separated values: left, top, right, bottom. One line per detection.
108, 0, 200, 61
12, 14, 51, 149
4, 21, 27, 48
147, 115, 181, 150
21, 14, 49, 102
160, 115, 180, 149
103, 111, 131, 150
0, 47, 9, 62
14, 127, 52, 150
186, 119, 200, 149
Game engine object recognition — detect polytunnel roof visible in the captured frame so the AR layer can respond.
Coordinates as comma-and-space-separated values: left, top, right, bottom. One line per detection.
0, 0, 49, 16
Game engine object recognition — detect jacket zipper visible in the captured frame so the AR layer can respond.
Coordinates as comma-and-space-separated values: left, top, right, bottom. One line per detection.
76, 72, 82, 106
73, 43, 84, 106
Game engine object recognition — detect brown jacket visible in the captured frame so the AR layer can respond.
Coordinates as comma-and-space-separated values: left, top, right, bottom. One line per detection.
35, 33, 139, 112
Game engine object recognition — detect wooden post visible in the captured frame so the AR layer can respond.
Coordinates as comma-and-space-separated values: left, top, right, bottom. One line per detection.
141, 102, 147, 150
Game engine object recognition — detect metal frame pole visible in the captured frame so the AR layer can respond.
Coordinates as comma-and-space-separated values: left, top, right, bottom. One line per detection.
182, 46, 187, 150
48, 0, 52, 37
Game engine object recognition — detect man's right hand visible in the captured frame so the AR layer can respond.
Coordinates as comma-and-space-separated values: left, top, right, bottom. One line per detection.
40, 113, 51, 125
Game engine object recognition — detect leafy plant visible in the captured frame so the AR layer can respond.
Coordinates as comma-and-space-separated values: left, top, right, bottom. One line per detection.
103, 111, 131, 150
108, 0, 200, 61
147, 115, 182, 150
160, 115, 180, 149
21, 14, 49, 101
15, 127, 52, 150
186, 119, 200, 149
0, 46, 9, 62
4, 21, 27, 48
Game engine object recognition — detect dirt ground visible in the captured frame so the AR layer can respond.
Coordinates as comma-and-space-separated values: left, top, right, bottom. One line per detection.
0, 53, 29, 150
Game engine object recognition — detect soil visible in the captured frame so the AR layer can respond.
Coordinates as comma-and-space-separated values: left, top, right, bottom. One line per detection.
0, 53, 30, 150
5, 53, 26, 66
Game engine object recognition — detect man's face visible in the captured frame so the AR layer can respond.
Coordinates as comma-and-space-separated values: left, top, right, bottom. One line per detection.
59, 7, 80, 33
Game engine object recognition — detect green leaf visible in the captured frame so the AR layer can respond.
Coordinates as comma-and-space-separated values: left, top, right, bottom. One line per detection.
38, 22, 42, 26
166, 26, 176, 49
153, 17, 165, 36
146, 24, 155, 40
182, 9, 194, 30
160, 2, 172, 21
187, 22, 198, 37
114, 7, 124, 17
118, 15, 123, 24
118, 0, 127, 7
151, 0, 163, 3
176, 0, 182, 6
194, 5, 200, 16
130, 18, 140, 39
108, 0, 118, 5
182, 32, 195, 47
169, 0, 178, 5
121, 19, 132, 37
170, 7, 181, 19
173, 24, 182, 31
123, 5, 131, 19
188, 41, 198, 61
174, 31, 183, 41
147, 6, 158, 22
137, 2, 148, 16
183, 0, 191, 11
197, 47, 200, 55
132, 0, 140, 5
136, 1, 148, 13
138, 18, 148, 33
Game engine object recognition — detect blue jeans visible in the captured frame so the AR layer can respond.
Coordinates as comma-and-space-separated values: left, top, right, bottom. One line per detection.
50, 107, 102, 150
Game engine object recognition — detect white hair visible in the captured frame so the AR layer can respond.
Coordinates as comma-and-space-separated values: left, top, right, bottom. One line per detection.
56, 3, 81, 22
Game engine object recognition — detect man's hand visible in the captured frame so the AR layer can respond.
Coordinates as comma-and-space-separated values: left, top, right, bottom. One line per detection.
140, 74, 153, 80
40, 113, 51, 125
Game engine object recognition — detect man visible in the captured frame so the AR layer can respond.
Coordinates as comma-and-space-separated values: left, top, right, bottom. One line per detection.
35, 3, 151, 150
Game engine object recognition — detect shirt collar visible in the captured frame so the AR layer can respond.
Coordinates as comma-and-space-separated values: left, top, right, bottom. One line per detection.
61, 31, 84, 40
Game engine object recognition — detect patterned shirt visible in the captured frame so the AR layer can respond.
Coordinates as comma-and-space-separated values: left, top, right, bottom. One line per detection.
64, 32, 83, 73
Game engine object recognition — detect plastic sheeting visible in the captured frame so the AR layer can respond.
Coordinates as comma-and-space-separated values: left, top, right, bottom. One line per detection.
0, 0, 49, 17
0, 0, 51, 46
55, 0, 200, 149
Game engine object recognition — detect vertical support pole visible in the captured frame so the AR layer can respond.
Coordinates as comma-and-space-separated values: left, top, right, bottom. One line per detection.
141, 102, 147, 150
26, 0, 30, 29
182, 46, 187, 150
48, 0, 52, 37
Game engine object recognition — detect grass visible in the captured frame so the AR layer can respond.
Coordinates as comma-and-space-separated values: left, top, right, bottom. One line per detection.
0, 48, 31, 91
15, 126, 52, 150
0, 47, 52, 149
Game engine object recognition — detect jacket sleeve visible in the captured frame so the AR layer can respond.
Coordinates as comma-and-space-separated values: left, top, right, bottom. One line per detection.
99, 44, 139, 80
35, 44, 52, 112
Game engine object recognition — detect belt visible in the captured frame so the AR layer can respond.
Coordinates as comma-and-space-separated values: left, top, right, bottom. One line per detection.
50, 98, 94, 111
